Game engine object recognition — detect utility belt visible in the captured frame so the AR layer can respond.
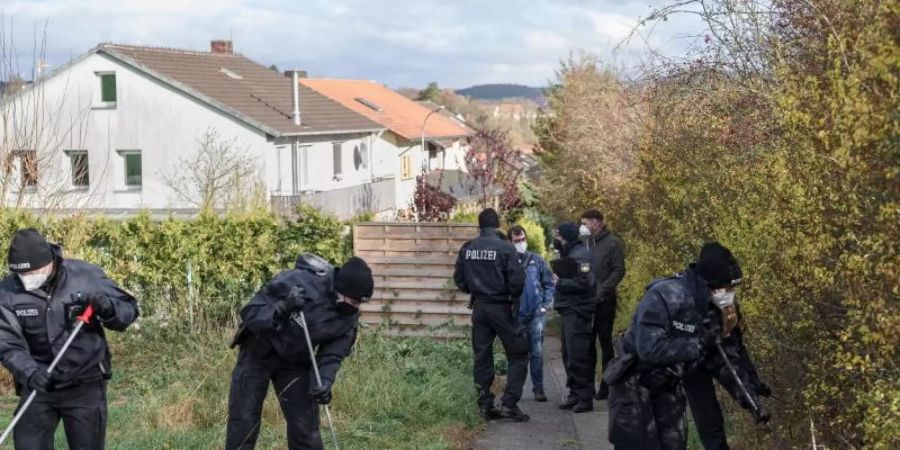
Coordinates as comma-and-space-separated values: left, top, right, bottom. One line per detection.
604, 341, 682, 394
470, 295, 514, 307
16, 364, 109, 396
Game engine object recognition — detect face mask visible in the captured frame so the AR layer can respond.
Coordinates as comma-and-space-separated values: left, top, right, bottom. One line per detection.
711, 289, 736, 310
18, 273, 49, 291
579, 225, 591, 237
514, 242, 527, 254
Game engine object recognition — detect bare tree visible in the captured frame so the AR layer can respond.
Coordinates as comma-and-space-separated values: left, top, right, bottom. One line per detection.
162, 128, 263, 213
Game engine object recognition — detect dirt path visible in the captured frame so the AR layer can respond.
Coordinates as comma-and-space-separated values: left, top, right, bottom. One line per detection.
474, 336, 613, 450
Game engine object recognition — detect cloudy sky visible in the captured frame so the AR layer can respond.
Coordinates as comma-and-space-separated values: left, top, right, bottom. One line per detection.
3, 0, 703, 88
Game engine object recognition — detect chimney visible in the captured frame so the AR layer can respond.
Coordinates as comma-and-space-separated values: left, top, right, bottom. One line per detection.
210, 40, 233, 55
284, 70, 303, 125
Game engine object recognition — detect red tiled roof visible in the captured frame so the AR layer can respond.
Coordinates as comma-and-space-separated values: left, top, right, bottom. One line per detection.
99, 44, 382, 137
299, 79, 472, 141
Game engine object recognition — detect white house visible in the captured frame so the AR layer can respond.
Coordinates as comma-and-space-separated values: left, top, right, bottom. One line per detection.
0, 40, 450, 219
298, 78, 473, 212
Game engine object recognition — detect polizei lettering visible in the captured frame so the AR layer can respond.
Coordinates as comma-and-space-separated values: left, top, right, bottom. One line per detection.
465, 249, 497, 261
15, 308, 39, 317
672, 320, 696, 333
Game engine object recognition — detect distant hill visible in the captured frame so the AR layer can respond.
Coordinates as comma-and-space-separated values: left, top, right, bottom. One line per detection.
455, 84, 544, 102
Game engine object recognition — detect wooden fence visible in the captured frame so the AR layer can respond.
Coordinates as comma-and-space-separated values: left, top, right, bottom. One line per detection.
353, 222, 478, 337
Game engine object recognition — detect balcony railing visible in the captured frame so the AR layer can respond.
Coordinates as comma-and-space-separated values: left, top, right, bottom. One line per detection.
271, 176, 396, 219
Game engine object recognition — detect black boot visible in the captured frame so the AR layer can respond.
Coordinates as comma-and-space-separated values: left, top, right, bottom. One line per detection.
558, 396, 578, 410
499, 405, 530, 422
594, 384, 609, 400
572, 401, 594, 413
481, 404, 502, 420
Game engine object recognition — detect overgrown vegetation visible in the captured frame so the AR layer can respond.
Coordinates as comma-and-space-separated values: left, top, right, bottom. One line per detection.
536, 1, 898, 448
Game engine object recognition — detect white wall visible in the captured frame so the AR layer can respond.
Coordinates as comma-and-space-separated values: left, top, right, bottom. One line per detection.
1, 52, 274, 210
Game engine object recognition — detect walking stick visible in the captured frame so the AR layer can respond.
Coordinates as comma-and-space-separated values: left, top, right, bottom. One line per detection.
298, 310, 340, 450
0, 304, 94, 446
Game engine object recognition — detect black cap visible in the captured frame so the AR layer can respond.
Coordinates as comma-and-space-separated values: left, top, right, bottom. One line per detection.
8, 228, 54, 273
478, 208, 500, 229
557, 222, 579, 243
695, 242, 742, 288
334, 257, 374, 302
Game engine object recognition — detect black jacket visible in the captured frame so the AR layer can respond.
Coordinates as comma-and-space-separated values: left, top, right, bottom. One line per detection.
454, 228, 525, 304
0, 246, 139, 390
553, 240, 596, 310
584, 229, 625, 301
239, 257, 358, 389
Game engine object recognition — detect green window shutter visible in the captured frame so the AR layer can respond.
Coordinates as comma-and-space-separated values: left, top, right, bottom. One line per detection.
101, 74, 117, 102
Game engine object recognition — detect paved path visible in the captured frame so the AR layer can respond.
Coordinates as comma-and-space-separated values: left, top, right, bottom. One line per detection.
475, 336, 613, 450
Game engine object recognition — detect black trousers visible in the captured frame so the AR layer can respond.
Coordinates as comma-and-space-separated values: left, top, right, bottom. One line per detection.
225, 350, 322, 450
14, 381, 107, 450
608, 375, 686, 450
684, 368, 729, 450
471, 301, 529, 408
559, 307, 595, 403
591, 296, 617, 396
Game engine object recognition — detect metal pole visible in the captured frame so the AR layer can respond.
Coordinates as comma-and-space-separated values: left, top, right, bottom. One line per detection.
0, 305, 94, 445
298, 311, 339, 450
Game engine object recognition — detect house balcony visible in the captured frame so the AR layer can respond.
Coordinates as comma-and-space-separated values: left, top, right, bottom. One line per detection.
271, 176, 396, 219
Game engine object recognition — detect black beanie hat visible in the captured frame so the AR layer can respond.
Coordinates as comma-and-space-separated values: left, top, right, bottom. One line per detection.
8, 228, 54, 273
478, 208, 500, 229
695, 242, 743, 288
557, 222, 579, 243
334, 257, 374, 302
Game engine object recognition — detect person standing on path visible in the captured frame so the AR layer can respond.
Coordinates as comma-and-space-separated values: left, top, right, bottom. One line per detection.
552, 222, 597, 413
508, 225, 555, 402
454, 208, 530, 422
0, 228, 140, 450
579, 209, 625, 401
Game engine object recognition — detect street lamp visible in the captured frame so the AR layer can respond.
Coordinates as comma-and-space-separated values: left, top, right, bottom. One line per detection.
421, 105, 445, 172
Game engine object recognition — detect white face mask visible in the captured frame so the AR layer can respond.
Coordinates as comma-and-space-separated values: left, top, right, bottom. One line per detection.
18, 273, 49, 291
711, 289, 736, 310
514, 242, 527, 254
579, 224, 591, 237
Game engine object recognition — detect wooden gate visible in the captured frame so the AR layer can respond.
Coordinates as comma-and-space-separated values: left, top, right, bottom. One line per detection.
353, 222, 478, 337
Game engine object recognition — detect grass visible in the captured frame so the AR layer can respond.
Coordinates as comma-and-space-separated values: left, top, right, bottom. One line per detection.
0, 322, 480, 449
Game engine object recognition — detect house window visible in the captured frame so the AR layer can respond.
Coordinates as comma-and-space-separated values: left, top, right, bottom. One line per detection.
400, 154, 413, 180
11, 150, 37, 189
66, 150, 90, 188
117, 150, 142, 188
101, 73, 116, 102
332, 142, 343, 180
354, 142, 368, 171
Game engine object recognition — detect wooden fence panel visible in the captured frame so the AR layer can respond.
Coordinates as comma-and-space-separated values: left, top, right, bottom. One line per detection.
353, 222, 478, 337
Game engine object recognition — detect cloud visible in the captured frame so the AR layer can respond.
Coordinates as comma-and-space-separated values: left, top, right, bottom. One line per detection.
2, 0, 705, 87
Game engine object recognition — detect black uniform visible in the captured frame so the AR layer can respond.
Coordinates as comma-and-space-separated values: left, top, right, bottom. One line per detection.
584, 229, 625, 399
554, 240, 597, 405
605, 268, 762, 450
226, 256, 359, 450
0, 246, 139, 450
454, 227, 528, 411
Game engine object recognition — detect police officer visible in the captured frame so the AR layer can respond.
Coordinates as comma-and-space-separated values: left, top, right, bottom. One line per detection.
552, 222, 597, 413
605, 242, 767, 450
0, 228, 139, 450
683, 244, 770, 450
453, 208, 529, 422
225, 254, 374, 450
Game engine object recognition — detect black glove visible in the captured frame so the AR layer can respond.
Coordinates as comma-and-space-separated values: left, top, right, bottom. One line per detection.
753, 403, 771, 424
310, 384, 332, 405
275, 286, 307, 319
27, 368, 51, 393
77, 293, 114, 319
756, 382, 772, 398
